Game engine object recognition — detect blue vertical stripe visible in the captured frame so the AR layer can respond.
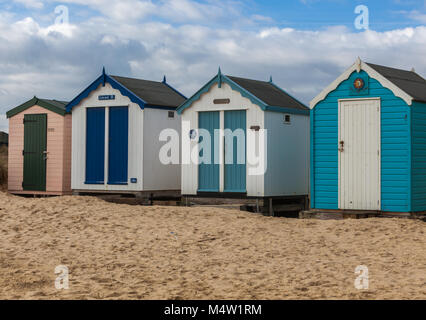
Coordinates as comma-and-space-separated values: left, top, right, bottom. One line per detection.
224, 110, 247, 193
198, 111, 220, 192
108, 106, 129, 185
85, 108, 105, 184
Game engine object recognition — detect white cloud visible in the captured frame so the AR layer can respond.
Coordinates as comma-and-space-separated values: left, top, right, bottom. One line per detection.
13, 0, 44, 9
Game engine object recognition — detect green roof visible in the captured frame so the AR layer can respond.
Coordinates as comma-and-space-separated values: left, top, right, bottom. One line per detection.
6, 97, 69, 118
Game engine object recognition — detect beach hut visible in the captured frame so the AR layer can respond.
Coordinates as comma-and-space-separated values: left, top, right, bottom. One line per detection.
6, 97, 71, 195
177, 69, 310, 205
66, 68, 186, 196
310, 58, 426, 214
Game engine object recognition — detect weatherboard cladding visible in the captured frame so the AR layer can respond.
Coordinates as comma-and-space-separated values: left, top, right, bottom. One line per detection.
411, 101, 426, 211
312, 70, 411, 212
366, 63, 426, 103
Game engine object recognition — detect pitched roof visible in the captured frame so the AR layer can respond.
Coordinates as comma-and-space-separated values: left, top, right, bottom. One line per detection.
66, 69, 187, 112
177, 71, 309, 115
111, 75, 186, 108
7, 97, 68, 118
227, 76, 308, 111
366, 63, 426, 103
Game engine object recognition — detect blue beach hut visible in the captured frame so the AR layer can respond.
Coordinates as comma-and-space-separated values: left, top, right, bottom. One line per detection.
310, 58, 426, 213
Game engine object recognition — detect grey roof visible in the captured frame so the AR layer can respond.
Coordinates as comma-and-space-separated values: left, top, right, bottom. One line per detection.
227, 76, 308, 111
366, 63, 426, 103
111, 76, 186, 108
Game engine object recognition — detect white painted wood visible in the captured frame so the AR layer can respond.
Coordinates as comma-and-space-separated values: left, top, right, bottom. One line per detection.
338, 98, 381, 210
180, 82, 265, 197
142, 108, 181, 191
310, 58, 413, 108
264, 111, 310, 196
71, 83, 143, 192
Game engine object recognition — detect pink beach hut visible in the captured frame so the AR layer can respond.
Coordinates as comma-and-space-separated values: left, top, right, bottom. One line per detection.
6, 97, 72, 195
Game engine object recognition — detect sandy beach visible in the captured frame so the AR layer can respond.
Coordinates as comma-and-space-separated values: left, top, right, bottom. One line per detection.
0, 191, 424, 300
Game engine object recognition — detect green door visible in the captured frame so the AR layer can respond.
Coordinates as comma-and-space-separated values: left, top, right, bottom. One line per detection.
23, 114, 47, 191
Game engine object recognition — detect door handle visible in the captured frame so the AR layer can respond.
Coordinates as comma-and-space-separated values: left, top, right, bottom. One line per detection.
339, 141, 345, 152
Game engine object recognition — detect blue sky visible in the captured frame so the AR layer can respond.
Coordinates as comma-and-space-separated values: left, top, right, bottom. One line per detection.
3, 0, 425, 30
0, 0, 425, 131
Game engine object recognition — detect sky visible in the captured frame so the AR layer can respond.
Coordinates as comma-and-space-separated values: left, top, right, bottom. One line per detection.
0, 0, 426, 132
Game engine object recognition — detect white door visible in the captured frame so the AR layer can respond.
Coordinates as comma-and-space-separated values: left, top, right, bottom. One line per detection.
338, 98, 381, 210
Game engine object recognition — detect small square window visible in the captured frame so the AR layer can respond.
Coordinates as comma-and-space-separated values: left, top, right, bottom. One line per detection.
284, 114, 291, 124
168, 111, 175, 118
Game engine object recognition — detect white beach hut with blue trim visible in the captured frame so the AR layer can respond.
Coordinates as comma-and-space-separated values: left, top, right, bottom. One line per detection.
177, 69, 310, 203
66, 68, 186, 196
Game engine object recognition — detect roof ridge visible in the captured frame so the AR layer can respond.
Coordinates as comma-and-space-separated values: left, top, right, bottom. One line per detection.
366, 62, 426, 83
111, 75, 163, 84
227, 75, 271, 84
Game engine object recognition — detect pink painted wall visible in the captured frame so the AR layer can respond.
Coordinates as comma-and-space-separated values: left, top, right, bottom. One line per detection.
8, 105, 72, 194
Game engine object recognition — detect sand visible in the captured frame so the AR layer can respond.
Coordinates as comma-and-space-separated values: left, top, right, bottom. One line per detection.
0, 192, 424, 300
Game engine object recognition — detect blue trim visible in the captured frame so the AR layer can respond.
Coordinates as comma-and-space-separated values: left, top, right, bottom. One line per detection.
106, 76, 147, 108
162, 76, 187, 100
177, 74, 268, 115
66, 72, 147, 112
264, 106, 310, 115
66, 74, 104, 112
108, 182, 129, 186
67, 70, 184, 113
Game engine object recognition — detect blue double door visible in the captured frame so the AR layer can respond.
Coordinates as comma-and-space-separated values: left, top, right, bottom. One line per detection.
86, 106, 128, 185
198, 110, 246, 193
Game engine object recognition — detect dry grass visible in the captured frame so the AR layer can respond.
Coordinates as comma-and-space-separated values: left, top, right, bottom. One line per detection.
0, 145, 8, 189
0, 192, 425, 300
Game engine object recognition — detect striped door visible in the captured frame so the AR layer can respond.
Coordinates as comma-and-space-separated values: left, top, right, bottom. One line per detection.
198, 111, 220, 192
23, 114, 47, 191
85, 108, 105, 184
224, 110, 247, 193
338, 99, 381, 210
108, 106, 129, 185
